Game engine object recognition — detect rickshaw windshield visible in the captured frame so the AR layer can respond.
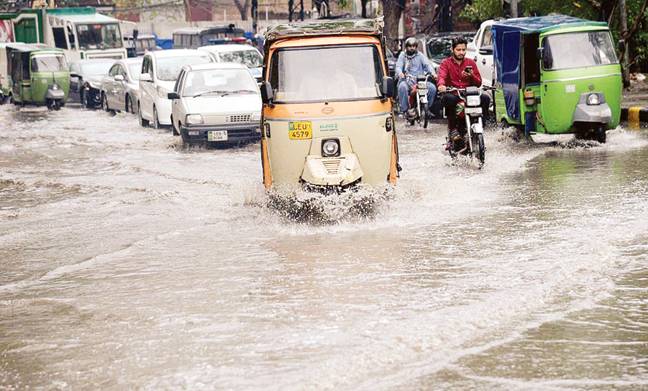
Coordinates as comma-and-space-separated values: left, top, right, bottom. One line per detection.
76, 23, 123, 50
270, 45, 383, 103
543, 31, 618, 70
31, 55, 67, 72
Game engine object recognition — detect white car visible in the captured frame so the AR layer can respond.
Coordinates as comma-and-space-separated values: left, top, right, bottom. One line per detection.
168, 63, 262, 146
100, 57, 142, 114
198, 44, 263, 82
466, 20, 495, 87
138, 49, 212, 129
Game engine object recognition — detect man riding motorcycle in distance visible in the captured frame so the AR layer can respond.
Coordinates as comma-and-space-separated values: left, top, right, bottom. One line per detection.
396, 37, 437, 119
437, 37, 491, 137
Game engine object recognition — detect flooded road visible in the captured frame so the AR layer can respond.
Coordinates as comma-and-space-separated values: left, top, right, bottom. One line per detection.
1, 105, 647, 389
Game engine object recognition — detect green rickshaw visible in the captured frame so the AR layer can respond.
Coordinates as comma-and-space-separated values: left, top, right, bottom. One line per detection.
492, 15, 622, 143
7, 44, 70, 110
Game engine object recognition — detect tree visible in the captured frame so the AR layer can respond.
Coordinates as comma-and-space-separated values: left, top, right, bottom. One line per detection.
233, 0, 250, 20
382, 0, 406, 49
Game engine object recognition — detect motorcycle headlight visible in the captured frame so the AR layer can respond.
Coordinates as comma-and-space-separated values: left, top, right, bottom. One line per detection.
417, 81, 427, 89
186, 114, 204, 125
250, 112, 261, 122
587, 93, 600, 106
52, 84, 59, 90
321, 138, 340, 157
466, 95, 481, 107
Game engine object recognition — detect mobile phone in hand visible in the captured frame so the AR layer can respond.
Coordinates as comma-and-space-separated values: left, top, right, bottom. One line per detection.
465, 66, 473, 74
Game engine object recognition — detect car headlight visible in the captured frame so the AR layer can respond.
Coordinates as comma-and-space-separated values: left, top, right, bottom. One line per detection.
186, 114, 204, 125
250, 112, 261, 122
157, 85, 170, 98
321, 138, 340, 157
466, 95, 481, 107
587, 93, 600, 105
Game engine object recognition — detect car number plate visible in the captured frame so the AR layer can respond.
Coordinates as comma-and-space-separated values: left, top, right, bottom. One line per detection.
465, 107, 482, 115
208, 130, 228, 141
288, 121, 312, 140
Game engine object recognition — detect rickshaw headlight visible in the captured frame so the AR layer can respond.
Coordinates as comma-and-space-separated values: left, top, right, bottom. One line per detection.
250, 112, 261, 122
321, 139, 340, 157
186, 114, 203, 125
466, 95, 481, 107
587, 93, 600, 106
385, 117, 394, 132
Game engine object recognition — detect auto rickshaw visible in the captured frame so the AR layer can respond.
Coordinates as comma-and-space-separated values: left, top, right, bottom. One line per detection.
6, 44, 70, 110
259, 18, 399, 192
492, 15, 622, 143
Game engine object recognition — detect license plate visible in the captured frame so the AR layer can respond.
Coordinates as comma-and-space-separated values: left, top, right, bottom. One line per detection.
465, 107, 482, 115
208, 130, 228, 141
288, 121, 312, 140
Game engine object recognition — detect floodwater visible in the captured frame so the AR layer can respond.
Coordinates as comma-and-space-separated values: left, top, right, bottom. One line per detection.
1, 105, 647, 390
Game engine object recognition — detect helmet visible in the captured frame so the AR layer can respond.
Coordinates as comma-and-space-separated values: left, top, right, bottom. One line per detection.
404, 37, 418, 48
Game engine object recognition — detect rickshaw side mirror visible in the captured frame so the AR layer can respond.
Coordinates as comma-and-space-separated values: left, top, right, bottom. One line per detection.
260, 81, 274, 104
381, 76, 395, 99
536, 47, 544, 60
619, 39, 626, 52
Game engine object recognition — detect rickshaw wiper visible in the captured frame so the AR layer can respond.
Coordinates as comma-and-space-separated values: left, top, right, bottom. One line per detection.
192, 90, 229, 98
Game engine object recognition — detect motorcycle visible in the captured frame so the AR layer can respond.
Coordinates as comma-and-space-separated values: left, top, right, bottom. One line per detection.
443, 86, 491, 167
405, 74, 432, 128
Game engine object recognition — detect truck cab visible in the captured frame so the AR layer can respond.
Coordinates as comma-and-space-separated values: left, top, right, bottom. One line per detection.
466, 20, 495, 87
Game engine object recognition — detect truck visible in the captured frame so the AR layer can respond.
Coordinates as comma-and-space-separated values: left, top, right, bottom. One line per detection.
0, 7, 126, 62
466, 19, 495, 87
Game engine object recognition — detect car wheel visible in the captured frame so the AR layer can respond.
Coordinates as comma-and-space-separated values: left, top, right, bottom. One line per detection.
102, 92, 111, 113
138, 103, 150, 127
82, 88, 92, 109
152, 106, 160, 129
126, 95, 134, 114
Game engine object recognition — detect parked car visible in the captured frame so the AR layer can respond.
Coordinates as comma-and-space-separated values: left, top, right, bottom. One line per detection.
466, 21, 495, 87
124, 33, 159, 57
198, 44, 263, 82
100, 57, 142, 114
426, 31, 476, 72
138, 49, 212, 129
69, 59, 115, 108
168, 63, 262, 146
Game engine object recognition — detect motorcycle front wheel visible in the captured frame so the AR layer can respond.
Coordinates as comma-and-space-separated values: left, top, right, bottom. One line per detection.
421, 103, 428, 129
473, 133, 486, 167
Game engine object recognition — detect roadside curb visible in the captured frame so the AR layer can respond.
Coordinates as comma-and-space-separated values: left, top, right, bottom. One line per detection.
621, 106, 648, 125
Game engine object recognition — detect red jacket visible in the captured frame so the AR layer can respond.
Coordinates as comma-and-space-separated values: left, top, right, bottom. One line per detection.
437, 57, 482, 89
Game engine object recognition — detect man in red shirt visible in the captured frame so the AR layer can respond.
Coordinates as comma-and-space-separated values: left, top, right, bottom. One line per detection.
437, 37, 490, 132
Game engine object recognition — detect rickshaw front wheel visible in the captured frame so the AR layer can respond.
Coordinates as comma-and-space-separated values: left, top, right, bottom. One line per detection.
595, 126, 607, 144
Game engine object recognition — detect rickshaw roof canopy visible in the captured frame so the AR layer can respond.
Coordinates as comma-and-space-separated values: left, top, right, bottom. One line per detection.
492, 15, 608, 33
265, 18, 383, 42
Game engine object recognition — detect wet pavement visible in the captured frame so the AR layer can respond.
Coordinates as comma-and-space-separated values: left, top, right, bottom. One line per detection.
1, 104, 647, 390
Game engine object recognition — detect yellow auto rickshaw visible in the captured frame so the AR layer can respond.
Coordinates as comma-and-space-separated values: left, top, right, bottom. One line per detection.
259, 18, 399, 192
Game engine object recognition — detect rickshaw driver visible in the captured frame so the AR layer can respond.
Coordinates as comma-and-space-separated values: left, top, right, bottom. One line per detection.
396, 37, 437, 119
437, 37, 490, 134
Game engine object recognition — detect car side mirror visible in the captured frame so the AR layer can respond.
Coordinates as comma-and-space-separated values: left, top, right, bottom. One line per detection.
140, 73, 152, 82
479, 45, 493, 55
260, 81, 274, 104
167, 92, 180, 100
114, 74, 125, 82
619, 39, 626, 52
381, 76, 395, 99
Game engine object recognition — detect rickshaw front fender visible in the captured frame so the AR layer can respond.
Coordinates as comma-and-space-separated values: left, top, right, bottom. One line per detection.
573, 102, 612, 125
46, 88, 66, 100
301, 153, 364, 187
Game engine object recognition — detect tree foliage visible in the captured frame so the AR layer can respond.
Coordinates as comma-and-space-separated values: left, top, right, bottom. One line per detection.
460, 0, 648, 71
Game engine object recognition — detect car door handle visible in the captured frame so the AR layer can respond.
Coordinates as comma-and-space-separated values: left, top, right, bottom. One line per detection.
482, 59, 487, 65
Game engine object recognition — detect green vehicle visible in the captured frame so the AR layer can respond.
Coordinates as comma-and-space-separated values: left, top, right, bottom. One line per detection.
492, 15, 622, 143
6, 44, 69, 110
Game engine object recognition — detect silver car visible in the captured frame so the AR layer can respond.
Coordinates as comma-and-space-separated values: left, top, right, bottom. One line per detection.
100, 58, 142, 114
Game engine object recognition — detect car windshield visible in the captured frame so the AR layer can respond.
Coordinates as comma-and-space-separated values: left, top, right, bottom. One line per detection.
543, 31, 618, 70
219, 49, 263, 68
31, 55, 67, 72
182, 68, 257, 97
128, 63, 142, 79
156, 55, 211, 81
270, 45, 383, 103
427, 39, 452, 62
76, 23, 123, 50
80, 61, 113, 76
136, 38, 156, 52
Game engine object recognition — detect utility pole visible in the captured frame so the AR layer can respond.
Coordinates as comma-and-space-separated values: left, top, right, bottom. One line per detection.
619, 0, 630, 86
510, 0, 518, 17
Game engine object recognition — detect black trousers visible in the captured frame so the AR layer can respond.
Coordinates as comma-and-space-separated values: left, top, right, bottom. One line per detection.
442, 93, 490, 131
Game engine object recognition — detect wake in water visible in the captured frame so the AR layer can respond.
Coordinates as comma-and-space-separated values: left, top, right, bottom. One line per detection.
265, 184, 394, 224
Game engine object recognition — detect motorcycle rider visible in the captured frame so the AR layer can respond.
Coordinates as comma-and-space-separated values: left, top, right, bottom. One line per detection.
396, 37, 437, 119
437, 37, 490, 135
